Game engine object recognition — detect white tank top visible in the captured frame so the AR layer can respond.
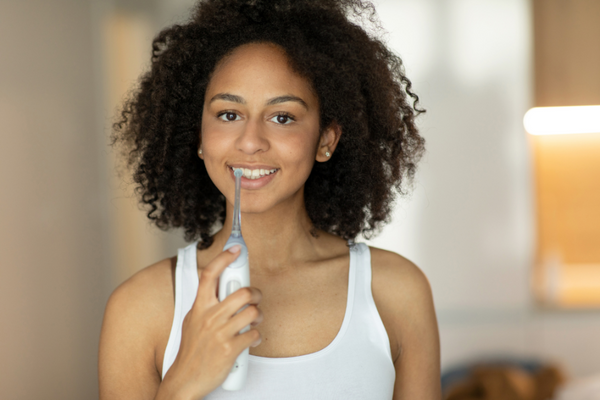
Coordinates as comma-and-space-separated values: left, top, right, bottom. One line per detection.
162, 241, 396, 399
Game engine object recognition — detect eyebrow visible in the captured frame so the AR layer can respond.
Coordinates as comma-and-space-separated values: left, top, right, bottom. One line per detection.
266, 95, 308, 110
210, 93, 245, 104
210, 93, 308, 110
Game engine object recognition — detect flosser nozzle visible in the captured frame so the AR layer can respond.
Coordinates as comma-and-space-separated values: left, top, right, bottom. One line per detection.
232, 168, 243, 237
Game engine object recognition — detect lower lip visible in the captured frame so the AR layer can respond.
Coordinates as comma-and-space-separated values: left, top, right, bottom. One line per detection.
228, 167, 278, 189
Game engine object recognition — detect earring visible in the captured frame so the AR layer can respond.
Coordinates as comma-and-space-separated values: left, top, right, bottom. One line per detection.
198, 148, 203, 156
325, 151, 330, 157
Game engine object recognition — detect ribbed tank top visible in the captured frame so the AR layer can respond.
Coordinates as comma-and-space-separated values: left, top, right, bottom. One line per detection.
162, 241, 396, 399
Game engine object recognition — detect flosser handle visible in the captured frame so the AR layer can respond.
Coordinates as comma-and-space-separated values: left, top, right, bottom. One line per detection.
219, 236, 251, 391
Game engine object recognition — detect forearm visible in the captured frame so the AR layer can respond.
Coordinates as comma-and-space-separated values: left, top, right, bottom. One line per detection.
154, 373, 210, 400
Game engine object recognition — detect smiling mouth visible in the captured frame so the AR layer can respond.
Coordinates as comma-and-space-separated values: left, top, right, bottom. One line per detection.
228, 166, 279, 180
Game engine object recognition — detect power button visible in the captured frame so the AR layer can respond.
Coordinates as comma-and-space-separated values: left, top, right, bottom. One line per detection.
230, 361, 239, 373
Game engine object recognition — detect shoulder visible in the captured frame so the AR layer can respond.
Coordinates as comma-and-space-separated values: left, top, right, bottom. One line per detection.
368, 246, 433, 308
105, 256, 176, 327
367, 246, 438, 361
99, 257, 177, 394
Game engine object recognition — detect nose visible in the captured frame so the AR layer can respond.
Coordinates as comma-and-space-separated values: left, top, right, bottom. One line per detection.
236, 118, 269, 155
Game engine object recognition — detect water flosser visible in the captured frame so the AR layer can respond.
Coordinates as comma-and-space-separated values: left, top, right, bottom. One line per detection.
219, 168, 250, 391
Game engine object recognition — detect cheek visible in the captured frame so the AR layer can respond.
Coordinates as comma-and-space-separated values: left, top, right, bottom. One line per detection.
201, 117, 232, 157
199, 123, 230, 188
278, 135, 318, 177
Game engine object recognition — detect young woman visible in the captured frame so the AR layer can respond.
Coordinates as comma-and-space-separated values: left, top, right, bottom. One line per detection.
99, 0, 440, 399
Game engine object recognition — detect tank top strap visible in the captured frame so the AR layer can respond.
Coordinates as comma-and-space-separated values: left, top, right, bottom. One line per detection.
349, 242, 370, 301
162, 241, 200, 379
349, 242, 393, 361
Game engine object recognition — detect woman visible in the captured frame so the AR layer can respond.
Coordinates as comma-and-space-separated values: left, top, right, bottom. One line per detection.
99, 0, 440, 398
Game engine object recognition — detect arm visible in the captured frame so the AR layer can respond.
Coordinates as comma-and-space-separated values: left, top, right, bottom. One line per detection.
98, 248, 263, 400
371, 248, 441, 400
98, 260, 174, 400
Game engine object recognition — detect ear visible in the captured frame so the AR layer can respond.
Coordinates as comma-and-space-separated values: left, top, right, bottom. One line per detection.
198, 133, 204, 160
316, 121, 342, 162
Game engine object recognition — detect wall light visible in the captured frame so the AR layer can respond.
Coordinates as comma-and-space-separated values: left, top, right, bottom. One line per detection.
524, 105, 600, 135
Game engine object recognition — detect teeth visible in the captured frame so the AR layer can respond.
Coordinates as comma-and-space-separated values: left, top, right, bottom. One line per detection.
232, 167, 278, 180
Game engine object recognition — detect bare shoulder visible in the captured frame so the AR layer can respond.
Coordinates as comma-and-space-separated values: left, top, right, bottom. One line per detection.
101, 255, 177, 355
368, 246, 437, 358
107, 257, 176, 320
369, 246, 433, 305
368, 246, 441, 398
99, 256, 177, 399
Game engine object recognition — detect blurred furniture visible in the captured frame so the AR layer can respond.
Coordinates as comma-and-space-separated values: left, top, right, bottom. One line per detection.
442, 359, 564, 400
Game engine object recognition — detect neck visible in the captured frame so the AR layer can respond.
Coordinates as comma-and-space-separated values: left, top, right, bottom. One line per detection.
211, 190, 323, 274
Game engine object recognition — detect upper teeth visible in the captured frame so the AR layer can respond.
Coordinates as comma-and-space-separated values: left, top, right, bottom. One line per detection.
233, 167, 278, 180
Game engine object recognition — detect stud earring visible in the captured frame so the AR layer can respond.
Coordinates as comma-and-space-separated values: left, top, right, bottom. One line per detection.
325, 151, 330, 157
198, 148, 203, 156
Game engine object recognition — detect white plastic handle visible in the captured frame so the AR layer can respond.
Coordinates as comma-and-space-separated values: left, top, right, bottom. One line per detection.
220, 238, 251, 391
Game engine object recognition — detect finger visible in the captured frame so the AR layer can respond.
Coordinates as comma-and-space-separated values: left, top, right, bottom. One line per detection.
219, 287, 262, 319
196, 245, 241, 305
250, 307, 264, 327
225, 305, 263, 336
231, 327, 262, 352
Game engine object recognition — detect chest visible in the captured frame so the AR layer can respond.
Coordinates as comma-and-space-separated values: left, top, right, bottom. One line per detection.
248, 266, 349, 358
154, 254, 399, 373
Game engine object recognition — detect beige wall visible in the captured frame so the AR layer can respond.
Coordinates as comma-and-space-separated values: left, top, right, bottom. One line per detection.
0, 0, 191, 397
0, 0, 189, 397
0, 1, 110, 398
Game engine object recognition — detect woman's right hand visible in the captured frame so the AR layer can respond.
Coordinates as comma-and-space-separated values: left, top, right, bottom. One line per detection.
157, 245, 263, 400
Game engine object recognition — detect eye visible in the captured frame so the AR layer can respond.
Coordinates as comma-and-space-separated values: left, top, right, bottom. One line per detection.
270, 113, 295, 125
218, 112, 241, 122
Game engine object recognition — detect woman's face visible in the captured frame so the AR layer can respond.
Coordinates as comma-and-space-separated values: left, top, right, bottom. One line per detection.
200, 42, 325, 213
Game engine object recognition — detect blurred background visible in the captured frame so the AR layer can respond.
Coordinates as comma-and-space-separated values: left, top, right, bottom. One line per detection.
1, 0, 598, 398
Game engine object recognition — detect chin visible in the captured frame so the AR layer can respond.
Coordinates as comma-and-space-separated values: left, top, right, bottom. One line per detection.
237, 198, 274, 214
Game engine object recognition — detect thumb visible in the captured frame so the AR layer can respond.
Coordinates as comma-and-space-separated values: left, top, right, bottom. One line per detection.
196, 245, 241, 306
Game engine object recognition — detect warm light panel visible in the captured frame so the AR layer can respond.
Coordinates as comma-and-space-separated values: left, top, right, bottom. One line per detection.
524, 105, 600, 135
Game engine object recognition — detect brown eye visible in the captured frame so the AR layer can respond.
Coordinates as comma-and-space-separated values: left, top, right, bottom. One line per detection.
270, 113, 294, 125
219, 112, 240, 122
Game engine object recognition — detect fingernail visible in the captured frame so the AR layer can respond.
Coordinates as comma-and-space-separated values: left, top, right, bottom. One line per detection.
228, 245, 241, 253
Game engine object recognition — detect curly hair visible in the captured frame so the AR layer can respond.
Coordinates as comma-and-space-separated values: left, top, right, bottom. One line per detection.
111, 0, 425, 249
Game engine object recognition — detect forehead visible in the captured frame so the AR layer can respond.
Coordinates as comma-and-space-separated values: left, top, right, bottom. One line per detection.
206, 42, 316, 102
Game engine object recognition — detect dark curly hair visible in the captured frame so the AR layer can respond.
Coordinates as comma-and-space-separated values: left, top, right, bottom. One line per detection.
111, 0, 425, 250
